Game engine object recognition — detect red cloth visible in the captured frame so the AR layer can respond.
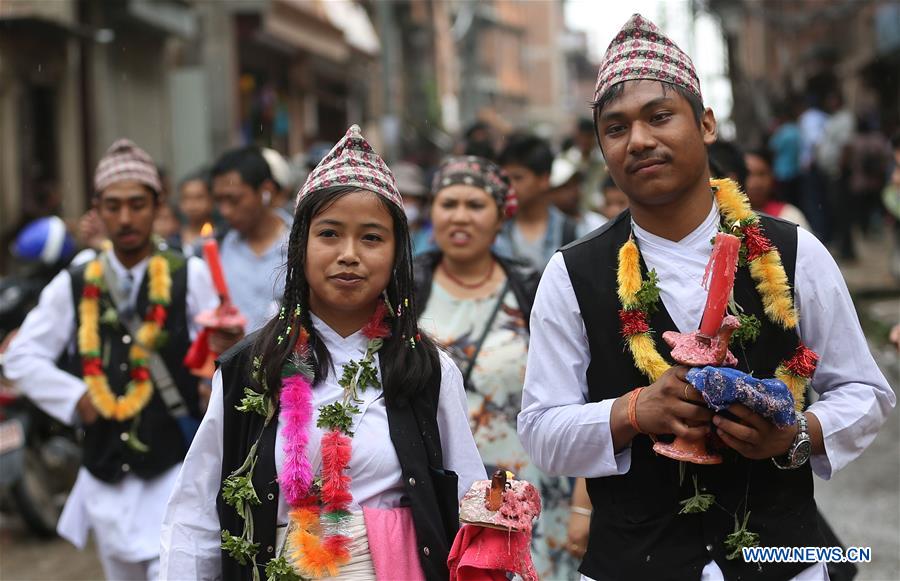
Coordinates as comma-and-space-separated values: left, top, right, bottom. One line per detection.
762, 200, 787, 217
447, 525, 536, 581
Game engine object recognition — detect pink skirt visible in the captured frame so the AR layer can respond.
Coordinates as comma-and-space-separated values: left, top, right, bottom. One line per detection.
363, 506, 426, 581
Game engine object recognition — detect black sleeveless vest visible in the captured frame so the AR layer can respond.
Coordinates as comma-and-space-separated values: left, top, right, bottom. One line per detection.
561, 211, 826, 581
68, 251, 200, 483
216, 338, 460, 581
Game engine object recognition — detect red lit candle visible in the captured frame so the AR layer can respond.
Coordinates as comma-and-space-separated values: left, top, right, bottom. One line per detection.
699, 233, 740, 337
201, 223, 229, 301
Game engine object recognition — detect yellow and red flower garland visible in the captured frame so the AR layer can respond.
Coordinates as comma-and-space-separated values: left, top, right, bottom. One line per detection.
617, 178, 818, 410
79, 255, 171, 420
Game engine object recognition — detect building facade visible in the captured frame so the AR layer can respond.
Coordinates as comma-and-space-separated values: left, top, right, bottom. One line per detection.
0, 0, 379, 267
707, 0, 900, 145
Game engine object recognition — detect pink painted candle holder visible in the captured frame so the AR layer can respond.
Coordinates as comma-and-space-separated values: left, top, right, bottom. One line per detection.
195, 300, 247, 330
653, 315, 742, 464
184, 300, 247, 378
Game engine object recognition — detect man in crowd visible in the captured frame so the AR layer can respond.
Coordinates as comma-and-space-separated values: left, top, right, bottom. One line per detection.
210, 145, 291, 332
169, 167, 215, 257
768, 101, 803, 206
548, 155, 607, 234
599, 175, 629, 220
393, 160, 432, 255
261, 146, 296, 217
518, 14, 894, 580
798, 95, 829, 241
494, 133, 584, 271
4, 139, 230, 579
816, 90, 856, 259
562, 117, 609, 213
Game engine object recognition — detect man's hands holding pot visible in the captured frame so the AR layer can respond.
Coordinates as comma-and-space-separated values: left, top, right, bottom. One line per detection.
612, 366, 799, 460
632, 366, 713, 439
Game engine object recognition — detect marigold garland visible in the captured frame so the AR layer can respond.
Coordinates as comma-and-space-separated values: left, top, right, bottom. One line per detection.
617, 179, 817, 407
78, 254, 171, 421
748, 253, 797, 329
619, 309, 650, 336
628, 332, 672, 382
617, 239, 642, 307
712, 178, 798, 329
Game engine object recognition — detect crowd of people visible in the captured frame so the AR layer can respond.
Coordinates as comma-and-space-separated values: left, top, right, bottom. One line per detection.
767, 90, 896, 262
1, 11, 896, 581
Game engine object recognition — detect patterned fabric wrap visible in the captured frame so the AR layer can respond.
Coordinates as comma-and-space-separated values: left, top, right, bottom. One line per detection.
94, 139, 162, 195
297, 124, 402, 208
592, 13, 702, 105
686, 366, 796, 427
431, 155, 518, 218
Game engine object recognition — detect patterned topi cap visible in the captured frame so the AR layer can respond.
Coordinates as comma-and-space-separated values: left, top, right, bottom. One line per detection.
94, 139, 162, 195
296, 124, 402, 208
431, 155, 517, 218
592, 13, 702, 107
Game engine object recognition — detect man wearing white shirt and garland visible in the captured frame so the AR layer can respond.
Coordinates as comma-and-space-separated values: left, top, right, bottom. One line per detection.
4, 139, 223, 580
517, 14, 894, 581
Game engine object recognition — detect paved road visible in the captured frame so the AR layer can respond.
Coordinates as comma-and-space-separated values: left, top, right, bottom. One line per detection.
0, 514, 102, 580
815, 338, 899, 581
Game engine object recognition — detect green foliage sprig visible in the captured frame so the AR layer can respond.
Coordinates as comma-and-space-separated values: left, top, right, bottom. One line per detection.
679, 475, 715, 514
236, 386, 269, 417
634, 269, 661, 314
317, 401, 360, 436
264, 555, 303, 581
724, 511, 760, 560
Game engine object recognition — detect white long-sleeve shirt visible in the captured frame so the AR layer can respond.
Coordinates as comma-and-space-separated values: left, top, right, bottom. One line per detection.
159, 314, 487, 580
3, 250, 218, 561
517, 204, 895, 580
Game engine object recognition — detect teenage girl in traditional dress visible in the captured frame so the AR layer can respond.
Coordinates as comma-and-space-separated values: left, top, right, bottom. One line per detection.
160, 126, 486, 581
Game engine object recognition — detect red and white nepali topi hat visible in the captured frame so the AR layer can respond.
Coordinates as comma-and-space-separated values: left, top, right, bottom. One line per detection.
297, 124, 402, 208
94, 139, 162, 195
592, 13, 703, 105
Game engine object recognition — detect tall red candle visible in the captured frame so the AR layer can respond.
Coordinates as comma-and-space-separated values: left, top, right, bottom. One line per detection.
699, 233, 740, 336
201, 223, 229, 300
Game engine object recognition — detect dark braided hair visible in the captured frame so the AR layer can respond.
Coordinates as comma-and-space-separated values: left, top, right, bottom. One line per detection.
250, 186, 440, 406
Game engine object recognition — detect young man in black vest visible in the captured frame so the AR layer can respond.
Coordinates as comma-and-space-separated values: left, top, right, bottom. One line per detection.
4, 139, 232, 580
518, 14, 894, 581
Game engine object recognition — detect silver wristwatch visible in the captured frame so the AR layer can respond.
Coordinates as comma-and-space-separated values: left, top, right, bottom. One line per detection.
773, 411, 811, 470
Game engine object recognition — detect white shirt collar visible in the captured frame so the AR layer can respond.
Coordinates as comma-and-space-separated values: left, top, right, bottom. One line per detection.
309, 312, 369, 356
631, 199, 720, 255
105, 249, 150, 281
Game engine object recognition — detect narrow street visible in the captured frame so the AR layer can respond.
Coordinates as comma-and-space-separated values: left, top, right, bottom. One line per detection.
1, 238, 897, 580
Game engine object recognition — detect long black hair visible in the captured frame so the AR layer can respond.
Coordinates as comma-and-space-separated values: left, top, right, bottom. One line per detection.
250, 186, 440, 406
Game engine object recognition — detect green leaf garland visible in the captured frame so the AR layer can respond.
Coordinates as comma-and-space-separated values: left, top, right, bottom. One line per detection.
236, 386, 269, 417
316, 401, 360, 436
265, 555, 303, 581
221, 529, 260, 566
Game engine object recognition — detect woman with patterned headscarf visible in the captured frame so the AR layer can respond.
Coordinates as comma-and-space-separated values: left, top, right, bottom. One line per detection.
413, 156, 581, 579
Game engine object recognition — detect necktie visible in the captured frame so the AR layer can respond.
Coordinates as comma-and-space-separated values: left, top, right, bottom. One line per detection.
121, 272, 135, 317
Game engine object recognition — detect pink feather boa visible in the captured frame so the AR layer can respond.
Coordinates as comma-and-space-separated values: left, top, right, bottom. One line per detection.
278, 373, 315, 505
